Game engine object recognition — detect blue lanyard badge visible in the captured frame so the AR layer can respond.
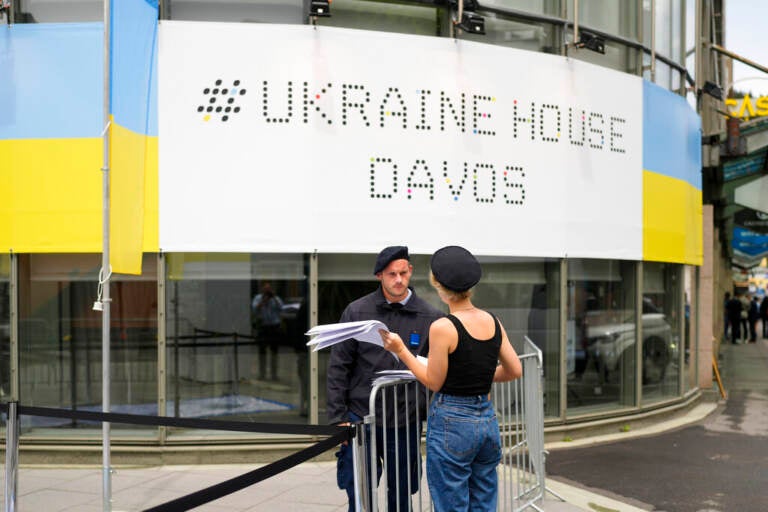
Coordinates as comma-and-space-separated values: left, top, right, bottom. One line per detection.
408, 331, 420, 348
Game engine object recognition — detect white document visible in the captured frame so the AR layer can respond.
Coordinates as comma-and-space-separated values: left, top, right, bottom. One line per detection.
372, 356, 428, 385
305, 320, 389, 351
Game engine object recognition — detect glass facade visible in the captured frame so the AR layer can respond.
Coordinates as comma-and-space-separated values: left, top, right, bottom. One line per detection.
573, 0, 639, 40
17, 254, 158, 433
165, 253, 310, 429
684, 266, 698, 394
643, 0, 687, 90
6, 252, 695, 437
566, 259, 637, 414
474, 258, 561, 417
642, 262, 682, 404
3, 0, 700, 440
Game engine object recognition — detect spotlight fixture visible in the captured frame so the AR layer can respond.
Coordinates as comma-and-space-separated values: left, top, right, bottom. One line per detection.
701, 81, 723, 101
456, 11, 485, 35
576, 31, 605, 54
309, 0, 331, 18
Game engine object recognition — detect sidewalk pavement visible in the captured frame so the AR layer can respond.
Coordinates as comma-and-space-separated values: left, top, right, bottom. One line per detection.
1, 360, 731, 512
2, 394, 716, 512
3, 459, 624, 512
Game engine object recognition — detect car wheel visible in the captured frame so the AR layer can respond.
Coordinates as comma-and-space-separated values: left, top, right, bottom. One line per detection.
642, 336, 669, 384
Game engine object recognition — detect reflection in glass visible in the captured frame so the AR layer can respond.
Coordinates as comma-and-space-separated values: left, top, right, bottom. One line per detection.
458, 11, 558, 54
684, 266, 697, 393
168, 0, 304, 23
574, 0, 638, 40
567, 259, 636, 414
18, 254, 158, 434
17, 0, 102, 22
482, 0, 560, 17
569, 38, 640, 74
471, 257, 560, 418
0, 253, 9, 402
642, 262, 681, 403
320, 0, 439, 36
165, 253, 309, 427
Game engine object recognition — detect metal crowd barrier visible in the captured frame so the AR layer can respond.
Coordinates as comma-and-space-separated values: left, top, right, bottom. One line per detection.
353, 336, 550, 512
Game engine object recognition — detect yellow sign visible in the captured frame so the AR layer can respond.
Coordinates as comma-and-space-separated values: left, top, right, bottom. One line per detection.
725, 94, 768, 119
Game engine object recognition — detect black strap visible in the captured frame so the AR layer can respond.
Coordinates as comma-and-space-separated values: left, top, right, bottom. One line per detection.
0, 403, 342, 436
143, 429, 349, 511
0, 401, 353, 512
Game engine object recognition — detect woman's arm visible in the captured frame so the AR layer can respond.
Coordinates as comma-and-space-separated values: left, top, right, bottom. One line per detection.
380, 318, 454, 392
493, 323, 523, 382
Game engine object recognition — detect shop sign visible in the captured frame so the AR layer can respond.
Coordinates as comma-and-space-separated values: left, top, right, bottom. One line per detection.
725, 94, 768, 119
735, 208, 768, 234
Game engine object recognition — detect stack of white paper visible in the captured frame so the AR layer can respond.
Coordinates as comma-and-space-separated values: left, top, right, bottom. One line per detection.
305, 320, 389, 352
372, 356, 428, 385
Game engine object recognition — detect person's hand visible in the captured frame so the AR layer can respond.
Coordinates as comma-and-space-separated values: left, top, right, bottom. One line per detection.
337, 421, 350, 445
379, 329, 406, 356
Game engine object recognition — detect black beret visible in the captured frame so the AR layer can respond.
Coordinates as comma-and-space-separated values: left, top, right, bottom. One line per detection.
430, 246, 481, 292
373, 246, 410, 274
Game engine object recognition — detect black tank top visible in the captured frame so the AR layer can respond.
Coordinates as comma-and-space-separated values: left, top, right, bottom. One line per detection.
439, 312, 502, 396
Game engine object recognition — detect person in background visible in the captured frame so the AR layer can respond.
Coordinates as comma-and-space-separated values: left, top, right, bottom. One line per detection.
725, 293, 743, 345
252, 282, 284, 381
748, 295, 760, 343
723, 292, 731, 342
761, 295, 768, 339
327, 246, 443, 512
739, 293, 751, 343
380, 245, 522, 512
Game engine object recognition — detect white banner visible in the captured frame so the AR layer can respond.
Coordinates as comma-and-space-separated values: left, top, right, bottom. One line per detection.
159, 22, 643, 258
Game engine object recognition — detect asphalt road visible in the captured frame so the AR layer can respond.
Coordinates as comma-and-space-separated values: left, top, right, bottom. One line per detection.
546, 340, 768, 512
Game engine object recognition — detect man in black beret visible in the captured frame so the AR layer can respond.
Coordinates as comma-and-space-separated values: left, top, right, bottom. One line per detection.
327, 245, 443, 512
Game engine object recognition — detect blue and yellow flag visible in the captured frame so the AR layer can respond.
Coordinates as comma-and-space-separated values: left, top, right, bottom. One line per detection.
109, 0, 159, 274
0, 23, 104, 253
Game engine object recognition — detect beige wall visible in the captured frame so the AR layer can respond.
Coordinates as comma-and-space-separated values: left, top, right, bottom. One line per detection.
698, 205, 715, 390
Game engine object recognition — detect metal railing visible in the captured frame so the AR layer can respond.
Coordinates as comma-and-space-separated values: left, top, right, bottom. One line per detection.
352, 336, 551, 512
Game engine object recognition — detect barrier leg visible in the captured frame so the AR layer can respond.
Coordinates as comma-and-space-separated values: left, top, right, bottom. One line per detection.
352, 422, 369, 512
5, 401, 19, 512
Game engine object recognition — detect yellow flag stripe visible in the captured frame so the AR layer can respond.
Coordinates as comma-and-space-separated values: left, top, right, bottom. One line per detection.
0, 137, 158, 254
643, 170, 703, 265
110, 119, 159, 274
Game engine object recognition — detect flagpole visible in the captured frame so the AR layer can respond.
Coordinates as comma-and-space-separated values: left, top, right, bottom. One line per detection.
102, 0, 113, 510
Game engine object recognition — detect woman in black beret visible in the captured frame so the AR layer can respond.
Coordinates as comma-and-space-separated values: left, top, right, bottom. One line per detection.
380, 245, 522, 512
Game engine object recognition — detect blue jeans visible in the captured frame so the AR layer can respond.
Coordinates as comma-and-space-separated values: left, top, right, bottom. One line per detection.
336, 412, 421, 512
426, 393, 501, 512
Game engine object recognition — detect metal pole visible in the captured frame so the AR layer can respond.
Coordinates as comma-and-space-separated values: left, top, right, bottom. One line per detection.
650, 0, 656, 82
309, 252, 318, 424
573, 0, 579, 46
5, 401, 19, 512
102, 0, 113, 509
710, 43, 768, 76
157, 253, 167, 444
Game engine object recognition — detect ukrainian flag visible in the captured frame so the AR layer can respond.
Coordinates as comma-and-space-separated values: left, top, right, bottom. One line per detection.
0, 5, 158, 271
109, 0, 159, 274
0, 23, 104, 253
642, 81, 703, 265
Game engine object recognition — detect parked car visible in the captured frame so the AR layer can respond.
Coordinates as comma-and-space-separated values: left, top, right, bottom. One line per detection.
583, 299, 676, 384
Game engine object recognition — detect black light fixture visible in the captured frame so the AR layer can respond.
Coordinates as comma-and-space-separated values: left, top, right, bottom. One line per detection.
309, 0, 331, 18
576, 31, 605, 54
450, 0, 485, 36
456, 12, 485, 35
701, 81, 724, 101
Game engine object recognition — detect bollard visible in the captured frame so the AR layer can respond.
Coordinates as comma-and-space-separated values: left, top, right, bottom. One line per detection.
5, 401, 19, 512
